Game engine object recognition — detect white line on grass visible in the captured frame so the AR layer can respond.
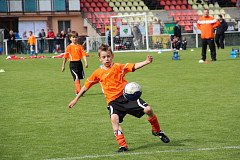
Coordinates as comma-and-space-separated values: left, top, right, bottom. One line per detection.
45, 146, 240, 160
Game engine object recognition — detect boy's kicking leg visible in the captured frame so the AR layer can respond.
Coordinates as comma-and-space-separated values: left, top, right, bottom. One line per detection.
111, 114, 128, 152
144, 106, 170, 143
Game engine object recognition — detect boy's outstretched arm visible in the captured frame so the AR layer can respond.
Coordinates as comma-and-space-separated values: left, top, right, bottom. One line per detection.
68, 86, 88, 109
134, 55, 153, 70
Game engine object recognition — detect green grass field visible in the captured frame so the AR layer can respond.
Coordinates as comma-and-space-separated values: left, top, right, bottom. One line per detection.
0, 47, 240, 160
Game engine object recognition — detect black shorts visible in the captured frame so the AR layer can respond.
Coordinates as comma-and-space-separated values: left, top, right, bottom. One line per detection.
69, 60, 85, 81
108, 95, 148, 123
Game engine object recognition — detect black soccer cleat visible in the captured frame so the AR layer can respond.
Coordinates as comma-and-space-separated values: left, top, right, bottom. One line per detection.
117, 146, 129, 153
152, 130, 170, 143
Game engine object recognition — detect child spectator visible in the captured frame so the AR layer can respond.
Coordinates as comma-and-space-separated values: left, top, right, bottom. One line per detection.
181, 37, 187, 50
61, 31, 88, 95
172, 36, 181, 50
27, 31, 37, 56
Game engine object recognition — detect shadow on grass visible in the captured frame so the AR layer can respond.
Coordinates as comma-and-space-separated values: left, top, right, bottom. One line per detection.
129, 139, 193, 152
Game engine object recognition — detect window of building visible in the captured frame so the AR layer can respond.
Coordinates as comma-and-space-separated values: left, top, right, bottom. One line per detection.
53, 0, 66, 11
0, 0, 8, 12
24, 0, 37, 12
58, 21, 70, 33
39, 0, 51, 11
9, 0, 22, 12
69, 0, 80, 11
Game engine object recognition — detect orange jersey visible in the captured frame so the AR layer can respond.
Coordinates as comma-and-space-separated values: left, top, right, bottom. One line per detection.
197, 16, 220, 39
27, 35, 36, 45
64, 44, 87, 61
84, 63, 135, 104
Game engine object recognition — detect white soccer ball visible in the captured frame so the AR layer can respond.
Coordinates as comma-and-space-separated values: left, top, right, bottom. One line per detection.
199, 59, 204, 63
123, 82, 142, 101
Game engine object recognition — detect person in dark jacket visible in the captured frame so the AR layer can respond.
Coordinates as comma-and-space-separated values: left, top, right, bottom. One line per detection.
173, 22, 182, 40
215, 15, 228, 49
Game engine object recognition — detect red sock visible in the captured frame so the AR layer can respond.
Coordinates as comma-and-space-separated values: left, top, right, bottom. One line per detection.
147, 114, 161, 133
75, 80, 81, 94
115, 130, 128, 148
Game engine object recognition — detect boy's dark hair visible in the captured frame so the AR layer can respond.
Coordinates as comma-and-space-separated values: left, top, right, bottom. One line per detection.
98, 44, 112, 56
218, 14, 223, 18
70, 31, 78, 38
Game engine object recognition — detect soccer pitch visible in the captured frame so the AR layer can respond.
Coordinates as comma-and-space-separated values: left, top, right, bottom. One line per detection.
0, 47, 240, 160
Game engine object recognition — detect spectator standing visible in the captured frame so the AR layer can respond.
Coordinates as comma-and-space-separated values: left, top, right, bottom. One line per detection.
105, 28, 110, 46
21, 31, 28, 54
197, 9, 220, 62
38, 29, 46, 53
56, 30, 66, 53
8, 30, 15, 54
215, 14, 228, 49
27, 31, 37, 56
173, 22, 182, 40
66, 28, 72, 46
46, 29, 55, 53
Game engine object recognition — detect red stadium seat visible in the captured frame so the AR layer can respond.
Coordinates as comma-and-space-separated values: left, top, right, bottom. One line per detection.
85, 2, 90, 8
97, 2, 103, 7
182, 0, 187, 5
172, 0, 177, 5
96, 23, 101, 29
177, 0, 182, 5
86, 0, 93, 2
181, 5, 187, 9
82, 7, 88, 12
90, 2, 96, 8
101, 7, 107, 12
174, 16, 180, 21
106, 7, 112, 12
166, 0, 171, 5
160, 1, 165, 6
89, 7, 94, 12
178, 21, 185, 26
170, 5, 175, 10
175, 5, 181, 10
103, 2, 109, 7
93, 0, 98, 2
86, 13, 92, 19
164, 5, 170, 10
94, 7, 100, 12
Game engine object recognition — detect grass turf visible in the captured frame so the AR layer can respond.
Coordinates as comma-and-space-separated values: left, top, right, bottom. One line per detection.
0, 47, 240, 160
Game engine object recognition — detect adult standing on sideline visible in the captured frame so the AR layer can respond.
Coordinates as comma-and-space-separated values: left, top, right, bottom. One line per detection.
38, 29, 46, 53
46, 29, 55, 53
173, 22, 182, 40
215, 15, 228, 49
8, 30, 15, 54
197, 9, 220, 62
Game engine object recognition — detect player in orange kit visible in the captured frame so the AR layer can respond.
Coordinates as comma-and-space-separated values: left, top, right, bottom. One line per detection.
61, 31, 88, 94
67, 44, 170, 152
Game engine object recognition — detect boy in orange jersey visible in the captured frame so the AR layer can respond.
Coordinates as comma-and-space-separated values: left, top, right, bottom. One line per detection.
27, 31, 37, 56
61, 31, 88, 94
197, 9, 220, 62
67, 44, 170, 152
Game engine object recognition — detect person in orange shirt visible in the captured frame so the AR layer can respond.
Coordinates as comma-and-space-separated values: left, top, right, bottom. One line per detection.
61, 31, 88, 95
67, 44, 170, 152
197, 9, 220, 62
27, 31, 37, 56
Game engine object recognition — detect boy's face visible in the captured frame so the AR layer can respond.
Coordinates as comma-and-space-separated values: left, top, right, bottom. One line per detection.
70, 36, 78, 44
98, 51, 114, 68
